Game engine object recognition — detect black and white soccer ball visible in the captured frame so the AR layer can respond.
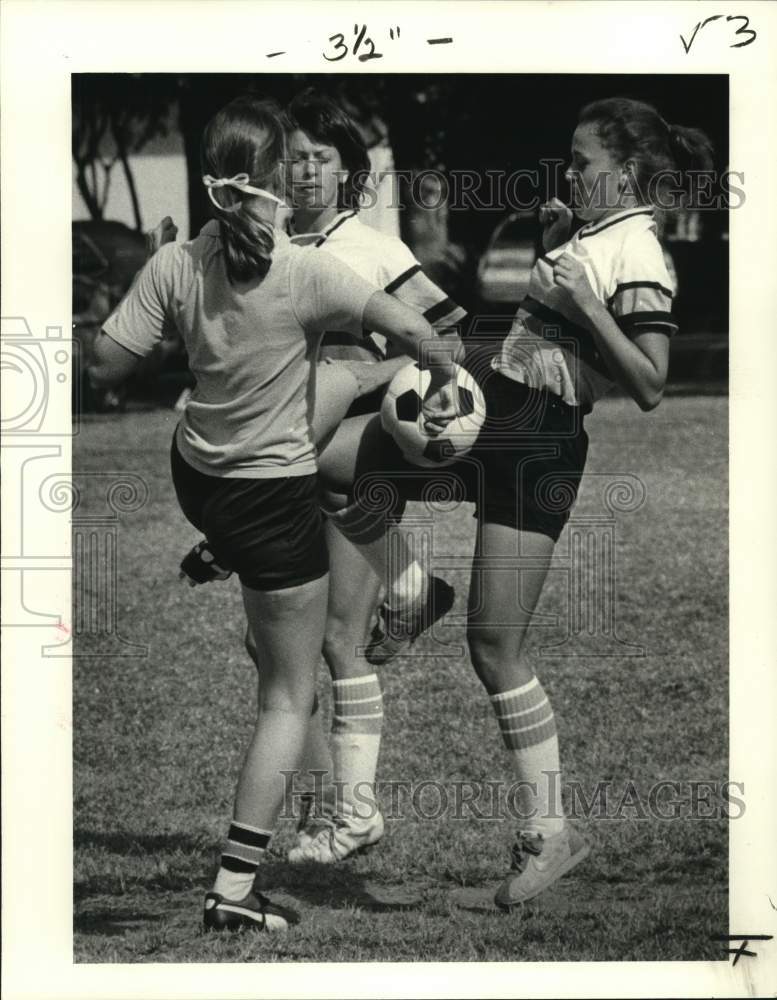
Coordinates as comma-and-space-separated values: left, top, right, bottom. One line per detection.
380, 362, 486, 468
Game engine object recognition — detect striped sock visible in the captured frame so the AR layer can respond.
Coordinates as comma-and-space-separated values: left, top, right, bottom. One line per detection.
213, 820, 272, 900
330, 674, 384, 821
491, 677, 564, 837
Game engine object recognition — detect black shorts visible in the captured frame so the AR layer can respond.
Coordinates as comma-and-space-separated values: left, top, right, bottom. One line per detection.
467, 371, 589, 541
170, 436, 328, 591
343, 384, 387, 418
349, 370, 588, 542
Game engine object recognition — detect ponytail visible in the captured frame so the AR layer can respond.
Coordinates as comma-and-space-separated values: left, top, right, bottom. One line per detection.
211, 199, 276, 283
578, 98, 715, 209
201, 97, 286, 284
667, 123, 714, 176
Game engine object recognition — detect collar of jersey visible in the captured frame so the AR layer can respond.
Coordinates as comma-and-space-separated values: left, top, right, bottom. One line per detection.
289, 210, 358, 246
577, 206, 654, 238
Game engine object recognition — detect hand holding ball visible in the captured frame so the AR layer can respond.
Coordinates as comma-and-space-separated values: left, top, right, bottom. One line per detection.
381, 362, 485, 468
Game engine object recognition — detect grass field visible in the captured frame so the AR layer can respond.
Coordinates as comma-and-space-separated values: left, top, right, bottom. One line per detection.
73, 393, 728, 963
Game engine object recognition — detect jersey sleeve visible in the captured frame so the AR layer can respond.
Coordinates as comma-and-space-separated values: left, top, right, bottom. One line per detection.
607, 231, 678, 338
292, 248, 377, 335
102, 243, 179, 357
378, 239, 466, 334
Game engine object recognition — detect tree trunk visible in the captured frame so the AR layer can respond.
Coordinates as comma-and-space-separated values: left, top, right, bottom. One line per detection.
74, 160, 103, 220
112, 119, 143, 232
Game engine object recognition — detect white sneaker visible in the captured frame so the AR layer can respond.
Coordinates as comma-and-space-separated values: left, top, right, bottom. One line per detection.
287, 811, 384, 864
494, 827, 590, 909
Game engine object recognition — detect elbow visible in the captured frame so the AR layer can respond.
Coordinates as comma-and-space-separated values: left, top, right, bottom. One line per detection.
636, 387, 663, 412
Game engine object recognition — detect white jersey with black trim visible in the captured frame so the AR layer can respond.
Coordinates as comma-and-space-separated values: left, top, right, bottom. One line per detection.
494, 207, 677, 410
290, 210, 466, 360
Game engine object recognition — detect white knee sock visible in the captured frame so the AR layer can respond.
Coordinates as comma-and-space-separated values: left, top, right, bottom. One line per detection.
491, 677, 565, 837
330, 674, 384, 822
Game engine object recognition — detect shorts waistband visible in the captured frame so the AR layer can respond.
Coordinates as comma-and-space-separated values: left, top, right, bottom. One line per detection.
489, 370, 590, 419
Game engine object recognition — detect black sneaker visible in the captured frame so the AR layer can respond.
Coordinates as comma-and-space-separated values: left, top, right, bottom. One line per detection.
364, 576, 454, 666
179, 540, 232, 586
203, 890, 300, 932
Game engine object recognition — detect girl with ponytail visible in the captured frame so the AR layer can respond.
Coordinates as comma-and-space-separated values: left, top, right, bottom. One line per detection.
473, 97, 717, 910
90, 95, 460, 933
200, 96, 285, 283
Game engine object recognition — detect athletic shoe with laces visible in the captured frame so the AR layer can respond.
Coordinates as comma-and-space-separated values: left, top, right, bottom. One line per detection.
287, 810, 384, 863
203, 890, 300, 932
179, 539, 232, 586
494, 826, 590, 910
293, 791, 320, 852
364, 576, 454, 666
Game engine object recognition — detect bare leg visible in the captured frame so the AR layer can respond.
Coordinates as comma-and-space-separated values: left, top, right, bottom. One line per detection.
233, 575, 329, 825
467, 522, 569, 852
211, 574, 329, 910
244, 625, 333, 807
466, 523, 554, 694
318, 416, 428, 611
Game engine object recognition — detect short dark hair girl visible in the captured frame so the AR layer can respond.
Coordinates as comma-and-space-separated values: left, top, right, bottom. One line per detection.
285, 89, 371, 210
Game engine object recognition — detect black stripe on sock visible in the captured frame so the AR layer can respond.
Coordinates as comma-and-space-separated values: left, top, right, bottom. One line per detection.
221, 854, 257, 873
227, 824, 271, 850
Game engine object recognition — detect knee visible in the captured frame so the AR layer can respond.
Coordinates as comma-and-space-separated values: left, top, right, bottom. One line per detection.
322, 613, 363, 676
326, 501, 388, 546
467, 627, 528, 693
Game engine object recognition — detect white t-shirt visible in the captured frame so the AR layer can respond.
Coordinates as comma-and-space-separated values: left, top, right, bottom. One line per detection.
290, 211, 466, 360
103, 221, 376, 477
494, 207, 677, 409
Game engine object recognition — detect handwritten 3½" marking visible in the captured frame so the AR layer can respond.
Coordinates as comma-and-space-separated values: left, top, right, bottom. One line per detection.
680, 14, 757, 53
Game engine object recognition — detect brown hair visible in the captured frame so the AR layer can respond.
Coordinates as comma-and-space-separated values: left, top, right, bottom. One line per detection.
578, 97, 714, 207
201, 96, 286, 283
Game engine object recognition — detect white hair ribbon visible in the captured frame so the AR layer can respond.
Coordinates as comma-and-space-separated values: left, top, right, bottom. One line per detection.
202, 173, 285, 212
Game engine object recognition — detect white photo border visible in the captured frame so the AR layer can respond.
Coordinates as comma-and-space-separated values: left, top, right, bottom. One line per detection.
2, 1, 776, 997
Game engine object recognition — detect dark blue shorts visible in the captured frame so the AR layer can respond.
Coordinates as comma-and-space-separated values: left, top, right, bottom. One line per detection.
170, 436, 328, 591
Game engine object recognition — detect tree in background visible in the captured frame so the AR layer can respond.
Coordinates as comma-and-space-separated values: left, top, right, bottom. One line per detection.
72, 74, 177, 232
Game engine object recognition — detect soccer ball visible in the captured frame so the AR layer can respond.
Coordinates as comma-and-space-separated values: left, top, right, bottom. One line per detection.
380, 362, 485, 468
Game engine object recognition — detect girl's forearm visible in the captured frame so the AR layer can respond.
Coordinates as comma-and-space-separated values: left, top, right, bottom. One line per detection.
580, 301, 665, 411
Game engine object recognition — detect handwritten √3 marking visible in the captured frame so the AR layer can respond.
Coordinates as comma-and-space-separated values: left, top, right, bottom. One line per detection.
680, 14, 757, 54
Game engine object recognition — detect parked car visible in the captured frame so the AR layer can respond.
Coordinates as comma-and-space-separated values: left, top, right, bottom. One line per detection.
473, 210, 728, 384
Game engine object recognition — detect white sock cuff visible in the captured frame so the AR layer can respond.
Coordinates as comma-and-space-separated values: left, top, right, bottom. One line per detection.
490, 677, 540, 704
333, 674, 380, 690
229, 820, 273, 837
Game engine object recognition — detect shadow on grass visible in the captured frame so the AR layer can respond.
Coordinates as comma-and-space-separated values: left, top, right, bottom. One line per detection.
74, 829, 213, 854
75, 829, 423, 914
74, 909, 163, 937
258, 860, 426, 913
